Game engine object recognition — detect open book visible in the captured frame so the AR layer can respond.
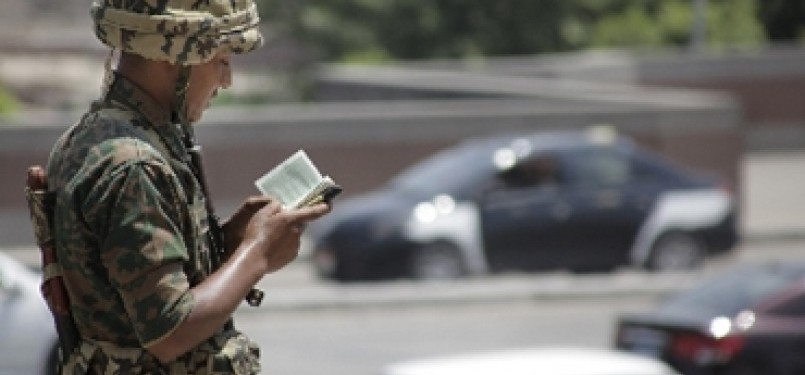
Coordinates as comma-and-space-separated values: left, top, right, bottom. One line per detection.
254, 150, 342, 209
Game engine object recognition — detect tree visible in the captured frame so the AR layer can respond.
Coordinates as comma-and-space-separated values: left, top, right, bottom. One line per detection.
258, 0, 575, 62
256, 0, 769, 62
0, 85, 18, 116
757, 0, 805, 41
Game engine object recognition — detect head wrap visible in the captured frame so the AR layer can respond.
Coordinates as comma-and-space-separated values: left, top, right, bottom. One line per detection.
91, 0, 263, 65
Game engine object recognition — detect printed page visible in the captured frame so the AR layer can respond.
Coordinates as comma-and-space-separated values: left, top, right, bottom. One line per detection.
254, 150, 324, 208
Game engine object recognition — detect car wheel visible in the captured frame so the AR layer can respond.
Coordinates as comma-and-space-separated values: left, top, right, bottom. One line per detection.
646, 232, 704, 271
409, 243, 466, 280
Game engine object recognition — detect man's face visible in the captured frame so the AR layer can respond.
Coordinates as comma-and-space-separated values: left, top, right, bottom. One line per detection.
185, 52, 232, 123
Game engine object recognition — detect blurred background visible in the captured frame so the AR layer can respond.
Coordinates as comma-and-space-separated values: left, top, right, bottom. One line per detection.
1, 1, 805, 375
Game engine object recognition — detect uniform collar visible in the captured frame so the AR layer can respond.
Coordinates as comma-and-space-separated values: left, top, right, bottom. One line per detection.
103, 72, 190, 161
105, 72, 173, 126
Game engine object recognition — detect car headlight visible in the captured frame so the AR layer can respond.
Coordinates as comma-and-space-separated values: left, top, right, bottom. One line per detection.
709, 316, 733, 339
413, 194, 456, 223
734, 310, 755, 331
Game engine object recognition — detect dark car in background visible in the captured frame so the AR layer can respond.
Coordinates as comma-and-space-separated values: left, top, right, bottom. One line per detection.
615, 262, 805, 375
306, 128, 739, 281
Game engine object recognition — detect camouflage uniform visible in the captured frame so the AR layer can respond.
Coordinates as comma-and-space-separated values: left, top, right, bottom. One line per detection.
44, 0, 263, 373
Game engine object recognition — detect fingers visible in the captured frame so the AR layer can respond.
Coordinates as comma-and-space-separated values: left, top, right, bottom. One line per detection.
240, 201, 330, 274
249, 201, 328, 237
245, 195, 275, 206
240, 196, 275, 215
285, 203, 331, 223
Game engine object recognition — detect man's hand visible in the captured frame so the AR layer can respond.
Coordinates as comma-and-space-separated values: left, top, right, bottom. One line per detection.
224, 195, 331, 273
221, 196, 274, 254
150, 199, 328, 364
240, 200, 330, 273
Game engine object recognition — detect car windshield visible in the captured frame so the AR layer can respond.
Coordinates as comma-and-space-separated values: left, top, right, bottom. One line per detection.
390, 141, 496, 196
659, 263, 805, 317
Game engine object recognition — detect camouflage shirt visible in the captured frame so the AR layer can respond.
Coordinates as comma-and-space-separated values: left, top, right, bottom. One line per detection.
46, 73, 259, 374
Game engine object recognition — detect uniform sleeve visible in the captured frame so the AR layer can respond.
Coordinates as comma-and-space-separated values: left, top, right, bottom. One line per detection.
82, 141, 195, 347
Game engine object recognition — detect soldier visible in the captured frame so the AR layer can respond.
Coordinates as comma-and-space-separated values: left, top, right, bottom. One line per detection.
43, 0, 330, 373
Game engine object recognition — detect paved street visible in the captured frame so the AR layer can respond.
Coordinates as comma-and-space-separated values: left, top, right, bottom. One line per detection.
234, 237, 805, 375
241, 234, 804, 311
236, 294, 659, 375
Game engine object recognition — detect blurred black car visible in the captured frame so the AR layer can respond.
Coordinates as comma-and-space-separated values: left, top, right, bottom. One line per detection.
615, 262, 805, 375
307, 129, 738, 281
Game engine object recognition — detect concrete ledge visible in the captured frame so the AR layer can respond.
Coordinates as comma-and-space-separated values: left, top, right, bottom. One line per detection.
244, 270, 703, 312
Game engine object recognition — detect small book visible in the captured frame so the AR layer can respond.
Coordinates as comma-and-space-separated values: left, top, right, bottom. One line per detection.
254, 150, 342, 209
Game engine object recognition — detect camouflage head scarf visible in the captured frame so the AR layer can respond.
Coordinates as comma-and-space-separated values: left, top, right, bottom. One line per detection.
91, 0, 263, 65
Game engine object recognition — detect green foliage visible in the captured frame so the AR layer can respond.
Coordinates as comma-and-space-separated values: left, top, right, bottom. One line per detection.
256, 0, 775, 63
709, 0, 766, 49
758, 0, 805, 40
580, 0, 765, 50
588, 3, 665, 48
258, 0, 576, 61
0, 85, 19, 116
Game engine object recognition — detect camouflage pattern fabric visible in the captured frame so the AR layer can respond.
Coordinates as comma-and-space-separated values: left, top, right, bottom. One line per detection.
61, 331, 260, 374
91, 0, 263, 65
46, 73, 259, 374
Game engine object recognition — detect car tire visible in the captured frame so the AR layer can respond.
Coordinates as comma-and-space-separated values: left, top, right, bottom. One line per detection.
646, 232, 704, 271
409, 243, 466, 280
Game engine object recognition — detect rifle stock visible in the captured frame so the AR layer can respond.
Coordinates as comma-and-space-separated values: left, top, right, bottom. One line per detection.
25, 165, 80, 360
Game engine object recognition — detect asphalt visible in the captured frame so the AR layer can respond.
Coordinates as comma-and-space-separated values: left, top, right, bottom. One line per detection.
4, 151, 805, 311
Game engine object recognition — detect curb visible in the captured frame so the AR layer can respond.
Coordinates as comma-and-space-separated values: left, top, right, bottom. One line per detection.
742, 231, 805, 244
242, 270, 706, 312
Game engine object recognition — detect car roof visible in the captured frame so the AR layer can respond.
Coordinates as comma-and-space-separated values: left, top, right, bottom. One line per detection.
460, 128, 626, 154
653, 262, 805, 319
388, 128, 636, 197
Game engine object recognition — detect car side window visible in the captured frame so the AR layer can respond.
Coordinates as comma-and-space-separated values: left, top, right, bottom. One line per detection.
566, 147, 631, 188
499, 154, 562, 188
629, 148, 684, 183
631, 156, 663, 182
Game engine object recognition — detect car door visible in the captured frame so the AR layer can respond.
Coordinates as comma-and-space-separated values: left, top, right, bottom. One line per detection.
558, 146, 658, 269
480, 152, 575, 271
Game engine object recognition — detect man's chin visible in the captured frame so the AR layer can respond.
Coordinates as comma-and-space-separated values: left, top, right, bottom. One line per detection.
187, 110, 204, 124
